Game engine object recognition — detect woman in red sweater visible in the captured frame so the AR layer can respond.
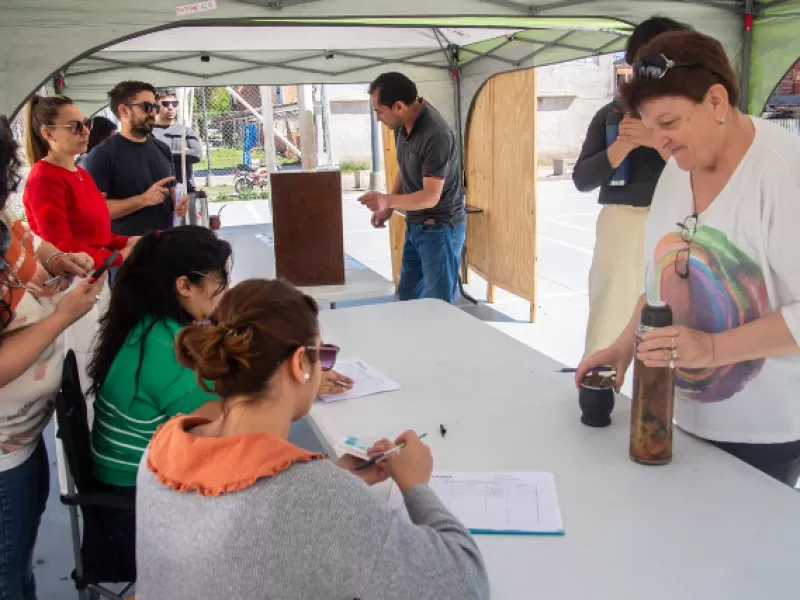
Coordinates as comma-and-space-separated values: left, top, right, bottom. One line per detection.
22, 94, 138, 267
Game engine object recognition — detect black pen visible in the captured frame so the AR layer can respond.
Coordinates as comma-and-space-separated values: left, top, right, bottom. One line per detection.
354, 434, 428, 471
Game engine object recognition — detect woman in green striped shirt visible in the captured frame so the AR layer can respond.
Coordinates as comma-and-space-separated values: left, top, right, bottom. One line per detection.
88, 226, 232, 488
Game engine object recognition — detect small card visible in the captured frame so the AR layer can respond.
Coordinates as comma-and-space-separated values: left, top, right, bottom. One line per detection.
334, 436, 371, 460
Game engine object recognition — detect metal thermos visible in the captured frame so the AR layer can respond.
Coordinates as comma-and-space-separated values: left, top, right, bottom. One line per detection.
630, 301, 676, 465
190, 190, 210, 228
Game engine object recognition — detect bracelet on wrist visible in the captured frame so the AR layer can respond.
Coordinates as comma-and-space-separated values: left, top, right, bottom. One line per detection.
43, 251, 66, 274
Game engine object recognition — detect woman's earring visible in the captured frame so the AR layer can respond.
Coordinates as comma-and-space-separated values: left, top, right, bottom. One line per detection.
304, 373, 310, 381
718, 117, 726, 125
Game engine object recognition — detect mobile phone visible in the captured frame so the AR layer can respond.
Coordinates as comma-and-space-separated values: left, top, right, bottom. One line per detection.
91, 250, 120, 280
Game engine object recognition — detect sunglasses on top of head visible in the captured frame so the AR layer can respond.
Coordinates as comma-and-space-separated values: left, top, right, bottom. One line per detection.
160, 100, 179, 108
633, 53, 700, 80
47, 119, 92, 135
126, 101, 158, 114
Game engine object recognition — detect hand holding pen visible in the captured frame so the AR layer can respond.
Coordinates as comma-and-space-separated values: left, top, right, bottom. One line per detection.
358, 431, 433, 494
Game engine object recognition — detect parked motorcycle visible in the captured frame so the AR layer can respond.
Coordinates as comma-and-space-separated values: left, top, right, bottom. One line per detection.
233, 163, 269, 196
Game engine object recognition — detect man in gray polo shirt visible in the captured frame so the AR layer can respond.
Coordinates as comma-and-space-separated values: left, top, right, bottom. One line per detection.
360, 72, 466, 303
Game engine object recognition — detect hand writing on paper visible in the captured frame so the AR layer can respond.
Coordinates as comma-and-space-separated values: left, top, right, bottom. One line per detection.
317, 370, 354, 395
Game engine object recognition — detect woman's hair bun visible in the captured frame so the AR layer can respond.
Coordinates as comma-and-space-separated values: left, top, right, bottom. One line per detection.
175, 321, 254, 393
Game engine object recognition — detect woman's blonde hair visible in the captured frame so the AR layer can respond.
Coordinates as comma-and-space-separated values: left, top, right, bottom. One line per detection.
24, 93, 74, 165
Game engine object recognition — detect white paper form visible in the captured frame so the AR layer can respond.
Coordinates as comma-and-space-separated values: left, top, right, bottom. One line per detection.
319, 358, 400, 403
388, 472, 564, 535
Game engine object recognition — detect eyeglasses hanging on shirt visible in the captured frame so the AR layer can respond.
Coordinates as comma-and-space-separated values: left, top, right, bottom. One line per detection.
675, 213, 698, 279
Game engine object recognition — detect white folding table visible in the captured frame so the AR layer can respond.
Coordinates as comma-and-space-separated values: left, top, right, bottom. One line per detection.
218, 223, 395, 306
311, 299, 800, 599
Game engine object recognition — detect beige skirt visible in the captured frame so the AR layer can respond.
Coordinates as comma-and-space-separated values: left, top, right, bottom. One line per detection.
584, 204, 649, 357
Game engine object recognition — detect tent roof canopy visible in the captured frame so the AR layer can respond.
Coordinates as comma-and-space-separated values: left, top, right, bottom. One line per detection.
0, 0, 748, 118
5, 1, 800, 119
62, 17, 634, 113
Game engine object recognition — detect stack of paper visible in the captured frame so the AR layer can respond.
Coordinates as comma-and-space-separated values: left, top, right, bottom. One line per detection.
388, 472, 564, 535
320, 358, 400, 403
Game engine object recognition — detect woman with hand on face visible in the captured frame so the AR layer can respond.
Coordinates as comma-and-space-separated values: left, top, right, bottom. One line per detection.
22, 94, 138, 271
573, 17, 691, 358
0, 115, 106, 600
577, 30, 800, 486
135, 279, 489, 600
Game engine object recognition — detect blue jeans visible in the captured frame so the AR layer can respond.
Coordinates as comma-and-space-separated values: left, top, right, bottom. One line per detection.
398, 222, 466, 303
0, 441, 49, 600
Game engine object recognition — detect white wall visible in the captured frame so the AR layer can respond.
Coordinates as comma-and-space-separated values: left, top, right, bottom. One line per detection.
536, 55, 615, 161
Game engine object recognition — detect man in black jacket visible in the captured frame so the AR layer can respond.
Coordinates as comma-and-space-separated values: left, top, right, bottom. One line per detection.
573, 16, 690, 357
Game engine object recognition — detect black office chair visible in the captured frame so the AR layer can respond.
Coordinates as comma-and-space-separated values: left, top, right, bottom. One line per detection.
55, 350, 136, 600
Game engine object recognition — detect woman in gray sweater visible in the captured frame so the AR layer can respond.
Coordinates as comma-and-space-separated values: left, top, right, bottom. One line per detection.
135, 278, 490, 600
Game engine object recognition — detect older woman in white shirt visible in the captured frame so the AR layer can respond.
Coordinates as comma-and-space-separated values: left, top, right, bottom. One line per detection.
577, 30, 800, 486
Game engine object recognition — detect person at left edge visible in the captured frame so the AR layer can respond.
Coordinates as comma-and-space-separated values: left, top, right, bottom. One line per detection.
82, 81, 189, 237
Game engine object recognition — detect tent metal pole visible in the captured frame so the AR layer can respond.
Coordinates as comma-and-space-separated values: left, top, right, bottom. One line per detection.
201, 88, 212, 187
740, 0, 755, 113
514, 30, 575, 66
459, 40, 518, 69
369, 109, 381, 191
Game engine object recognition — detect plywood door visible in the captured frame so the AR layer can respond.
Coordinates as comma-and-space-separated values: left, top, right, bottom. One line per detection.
382, 124, 406, 289
465, 69, 538, 321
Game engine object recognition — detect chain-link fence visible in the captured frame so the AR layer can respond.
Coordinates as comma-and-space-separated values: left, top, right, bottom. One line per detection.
191, 86, 303, 189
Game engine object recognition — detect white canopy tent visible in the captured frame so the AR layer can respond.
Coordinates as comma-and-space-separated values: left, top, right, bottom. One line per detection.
0, 0, 747, 131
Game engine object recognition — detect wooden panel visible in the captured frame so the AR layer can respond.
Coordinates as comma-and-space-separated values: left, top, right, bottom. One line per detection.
382, 124, 405, 289
491, 69, 537, 316
389, 212, 406, 288
464, 80, 494, 279
463, 69, 538, 321
270, 170, 345, 286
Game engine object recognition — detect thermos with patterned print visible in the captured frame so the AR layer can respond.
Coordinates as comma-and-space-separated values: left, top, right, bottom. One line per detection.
630, 301, 676, 465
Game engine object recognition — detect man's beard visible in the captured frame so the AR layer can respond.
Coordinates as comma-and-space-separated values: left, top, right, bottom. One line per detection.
131, 117, 154, 138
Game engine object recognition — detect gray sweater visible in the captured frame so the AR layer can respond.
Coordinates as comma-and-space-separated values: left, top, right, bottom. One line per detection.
136, 456, 490, 599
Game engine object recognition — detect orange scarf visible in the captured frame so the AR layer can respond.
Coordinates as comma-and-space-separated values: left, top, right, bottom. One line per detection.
147, 416, 325, 497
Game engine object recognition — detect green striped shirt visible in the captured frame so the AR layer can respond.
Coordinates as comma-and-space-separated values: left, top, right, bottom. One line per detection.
90, 317, 217, 487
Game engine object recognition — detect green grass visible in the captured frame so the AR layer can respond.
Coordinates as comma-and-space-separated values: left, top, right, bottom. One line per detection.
339, 160, 371, 172
203, 184, 269, 202
205, 147, 300, 171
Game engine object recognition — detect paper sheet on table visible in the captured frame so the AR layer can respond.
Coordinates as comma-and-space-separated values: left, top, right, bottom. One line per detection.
320, 358, 399, 403
388, 472, 564, 535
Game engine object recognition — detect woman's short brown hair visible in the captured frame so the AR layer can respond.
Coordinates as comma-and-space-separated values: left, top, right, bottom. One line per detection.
621, 30, 739, 114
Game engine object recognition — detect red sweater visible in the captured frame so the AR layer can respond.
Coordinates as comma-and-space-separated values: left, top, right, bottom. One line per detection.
23, 161, 128, 267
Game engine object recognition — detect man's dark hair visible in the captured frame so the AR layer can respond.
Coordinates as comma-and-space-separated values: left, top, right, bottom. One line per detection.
368, 72, 418, 107
156, 88, 177, 100
107, 81, 157, 118
625, 16, 693, 65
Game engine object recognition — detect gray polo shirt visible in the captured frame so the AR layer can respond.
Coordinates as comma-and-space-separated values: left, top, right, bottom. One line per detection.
394, 102, 466, 225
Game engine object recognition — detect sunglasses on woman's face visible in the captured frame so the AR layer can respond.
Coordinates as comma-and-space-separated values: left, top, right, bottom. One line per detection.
48, 119, 92, 135
277, 343, 340, 371
160, 100, 179, 108
316, 343, 340, 371
634, 54, 698, 80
